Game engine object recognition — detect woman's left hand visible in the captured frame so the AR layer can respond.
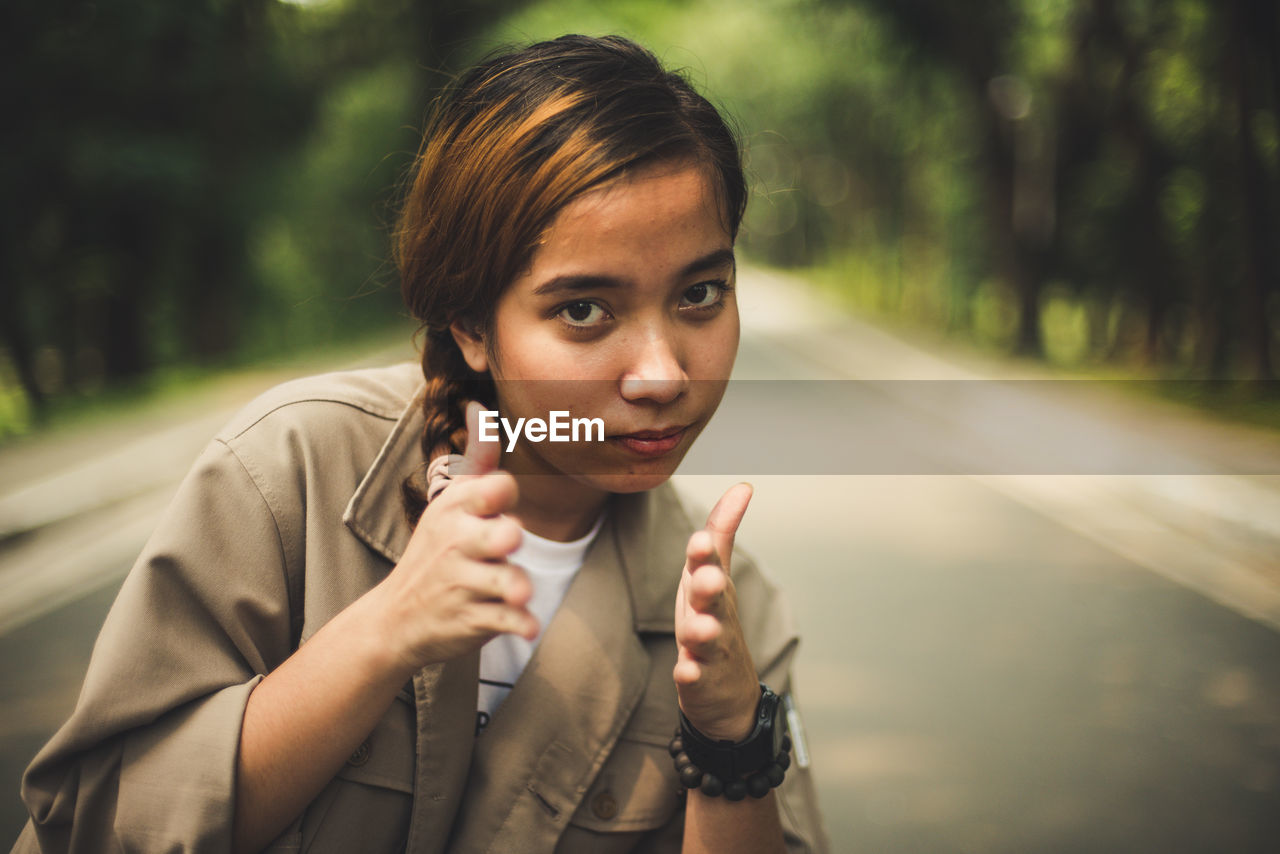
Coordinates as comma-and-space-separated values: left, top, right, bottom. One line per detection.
673, 483, 762, 742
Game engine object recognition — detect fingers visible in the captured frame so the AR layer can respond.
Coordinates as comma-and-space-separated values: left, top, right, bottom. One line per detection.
672, 486, 760, 735
672, 649, 702, 685
456, 399, 501, 478
463, 559, 533, 607
445, 469, 519, 518
677, 533, 728, 660
685, 529, 719, 571
443, 511, 528, 603
466, 601, 540, 641
678, 610, 722, 647
704, 482, 752, 567
685, 563, 728, 616
679, 483, 751, 619
454, 512, 523, 561
424, 401, 514, 518
683, 530, 728, 614
676, 489, 751, 668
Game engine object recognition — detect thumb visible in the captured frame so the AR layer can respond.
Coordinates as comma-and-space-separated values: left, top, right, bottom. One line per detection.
454, 400, 501, 478
705, 482, 752, 568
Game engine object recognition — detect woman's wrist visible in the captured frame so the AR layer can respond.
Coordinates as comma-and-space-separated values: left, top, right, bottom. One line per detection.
343, 584, 425, 687
689, 710, 756, 743
235, 588, 418, 853
680, 681, 761, 742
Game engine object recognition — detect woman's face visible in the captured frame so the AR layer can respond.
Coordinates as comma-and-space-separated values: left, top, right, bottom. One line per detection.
452, 158, 739, 498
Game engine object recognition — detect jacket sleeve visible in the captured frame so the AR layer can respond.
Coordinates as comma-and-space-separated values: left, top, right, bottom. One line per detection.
734, 553, 831, 854
14, 438, 298, 853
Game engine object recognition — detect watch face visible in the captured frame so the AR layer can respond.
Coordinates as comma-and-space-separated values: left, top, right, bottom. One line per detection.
767, 691, 786, 755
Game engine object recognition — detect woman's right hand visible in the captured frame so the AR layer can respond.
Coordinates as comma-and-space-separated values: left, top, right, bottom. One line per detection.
372, 401, 537, 675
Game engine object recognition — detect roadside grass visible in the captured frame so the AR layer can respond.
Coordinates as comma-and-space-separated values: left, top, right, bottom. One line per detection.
802, 262, 1280, 434
0, 322, 417, 452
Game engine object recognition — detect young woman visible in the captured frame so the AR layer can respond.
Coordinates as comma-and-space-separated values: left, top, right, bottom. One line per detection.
15, 35, 827, 853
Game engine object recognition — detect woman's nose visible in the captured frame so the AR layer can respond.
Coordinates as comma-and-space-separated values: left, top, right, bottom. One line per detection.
619, 329, 688, 404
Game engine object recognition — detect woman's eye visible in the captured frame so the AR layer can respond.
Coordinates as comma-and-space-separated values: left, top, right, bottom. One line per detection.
680, 282, 725, 309
558, 300, 608, 326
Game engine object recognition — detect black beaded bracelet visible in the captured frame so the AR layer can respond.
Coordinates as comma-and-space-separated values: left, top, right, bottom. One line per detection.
668, 727, 793, 801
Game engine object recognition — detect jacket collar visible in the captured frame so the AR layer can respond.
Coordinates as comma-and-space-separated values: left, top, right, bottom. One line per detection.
608, 487, 695, 633
341, 386, 426, 567
342, 386, 696, 634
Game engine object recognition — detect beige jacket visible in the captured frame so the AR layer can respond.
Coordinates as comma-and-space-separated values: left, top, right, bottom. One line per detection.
14, 363, 828, 854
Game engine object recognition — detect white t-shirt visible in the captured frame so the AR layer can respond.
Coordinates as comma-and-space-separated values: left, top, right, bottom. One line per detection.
475, 513, 605, 735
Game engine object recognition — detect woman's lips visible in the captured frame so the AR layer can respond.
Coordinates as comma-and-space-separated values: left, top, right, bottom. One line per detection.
612, 426, 687, 457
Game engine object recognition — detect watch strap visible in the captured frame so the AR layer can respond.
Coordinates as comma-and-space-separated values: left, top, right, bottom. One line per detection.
678, 683, 782, 780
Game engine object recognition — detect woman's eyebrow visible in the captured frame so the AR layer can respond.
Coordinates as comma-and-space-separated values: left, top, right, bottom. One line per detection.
533, 274, 623, 297
532, 248, 736, 297
681, 247, 736, 278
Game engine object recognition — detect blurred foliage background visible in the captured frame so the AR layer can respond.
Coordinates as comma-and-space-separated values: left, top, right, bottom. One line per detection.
2, 0, 1277, 439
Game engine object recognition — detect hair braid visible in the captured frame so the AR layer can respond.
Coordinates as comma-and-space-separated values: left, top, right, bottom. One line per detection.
401, 329, 495, 525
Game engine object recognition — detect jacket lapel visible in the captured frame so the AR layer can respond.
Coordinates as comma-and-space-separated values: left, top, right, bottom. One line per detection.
404, 654, 480, 854
611, 485, 697, 634
444, 503, 654, 853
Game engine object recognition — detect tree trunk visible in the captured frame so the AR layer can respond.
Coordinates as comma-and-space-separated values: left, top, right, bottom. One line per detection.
980, 100, 1044, 357
1228, 0, 1276, 381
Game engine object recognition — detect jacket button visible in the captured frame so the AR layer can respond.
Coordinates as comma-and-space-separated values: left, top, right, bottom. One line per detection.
591, 790, 618, 820
347, 740, 371, 767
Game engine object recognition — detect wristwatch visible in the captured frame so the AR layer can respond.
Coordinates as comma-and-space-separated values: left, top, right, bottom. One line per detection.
678, 683, 785, 780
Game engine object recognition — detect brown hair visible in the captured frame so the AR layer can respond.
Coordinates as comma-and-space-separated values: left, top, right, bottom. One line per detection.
396, 34, 747, 522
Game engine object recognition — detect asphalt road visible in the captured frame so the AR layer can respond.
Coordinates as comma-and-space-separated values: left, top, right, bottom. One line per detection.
679, 316, 1280, 853
2, 270, 1278, 851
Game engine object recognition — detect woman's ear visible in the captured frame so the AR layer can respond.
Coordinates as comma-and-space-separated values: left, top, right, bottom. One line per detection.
449, 319, 490, 373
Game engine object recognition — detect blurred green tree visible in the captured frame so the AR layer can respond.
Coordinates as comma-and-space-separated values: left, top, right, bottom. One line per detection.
0, 0, 523, 427
4, 0, 1276, 435
810, 0, 1278, 378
